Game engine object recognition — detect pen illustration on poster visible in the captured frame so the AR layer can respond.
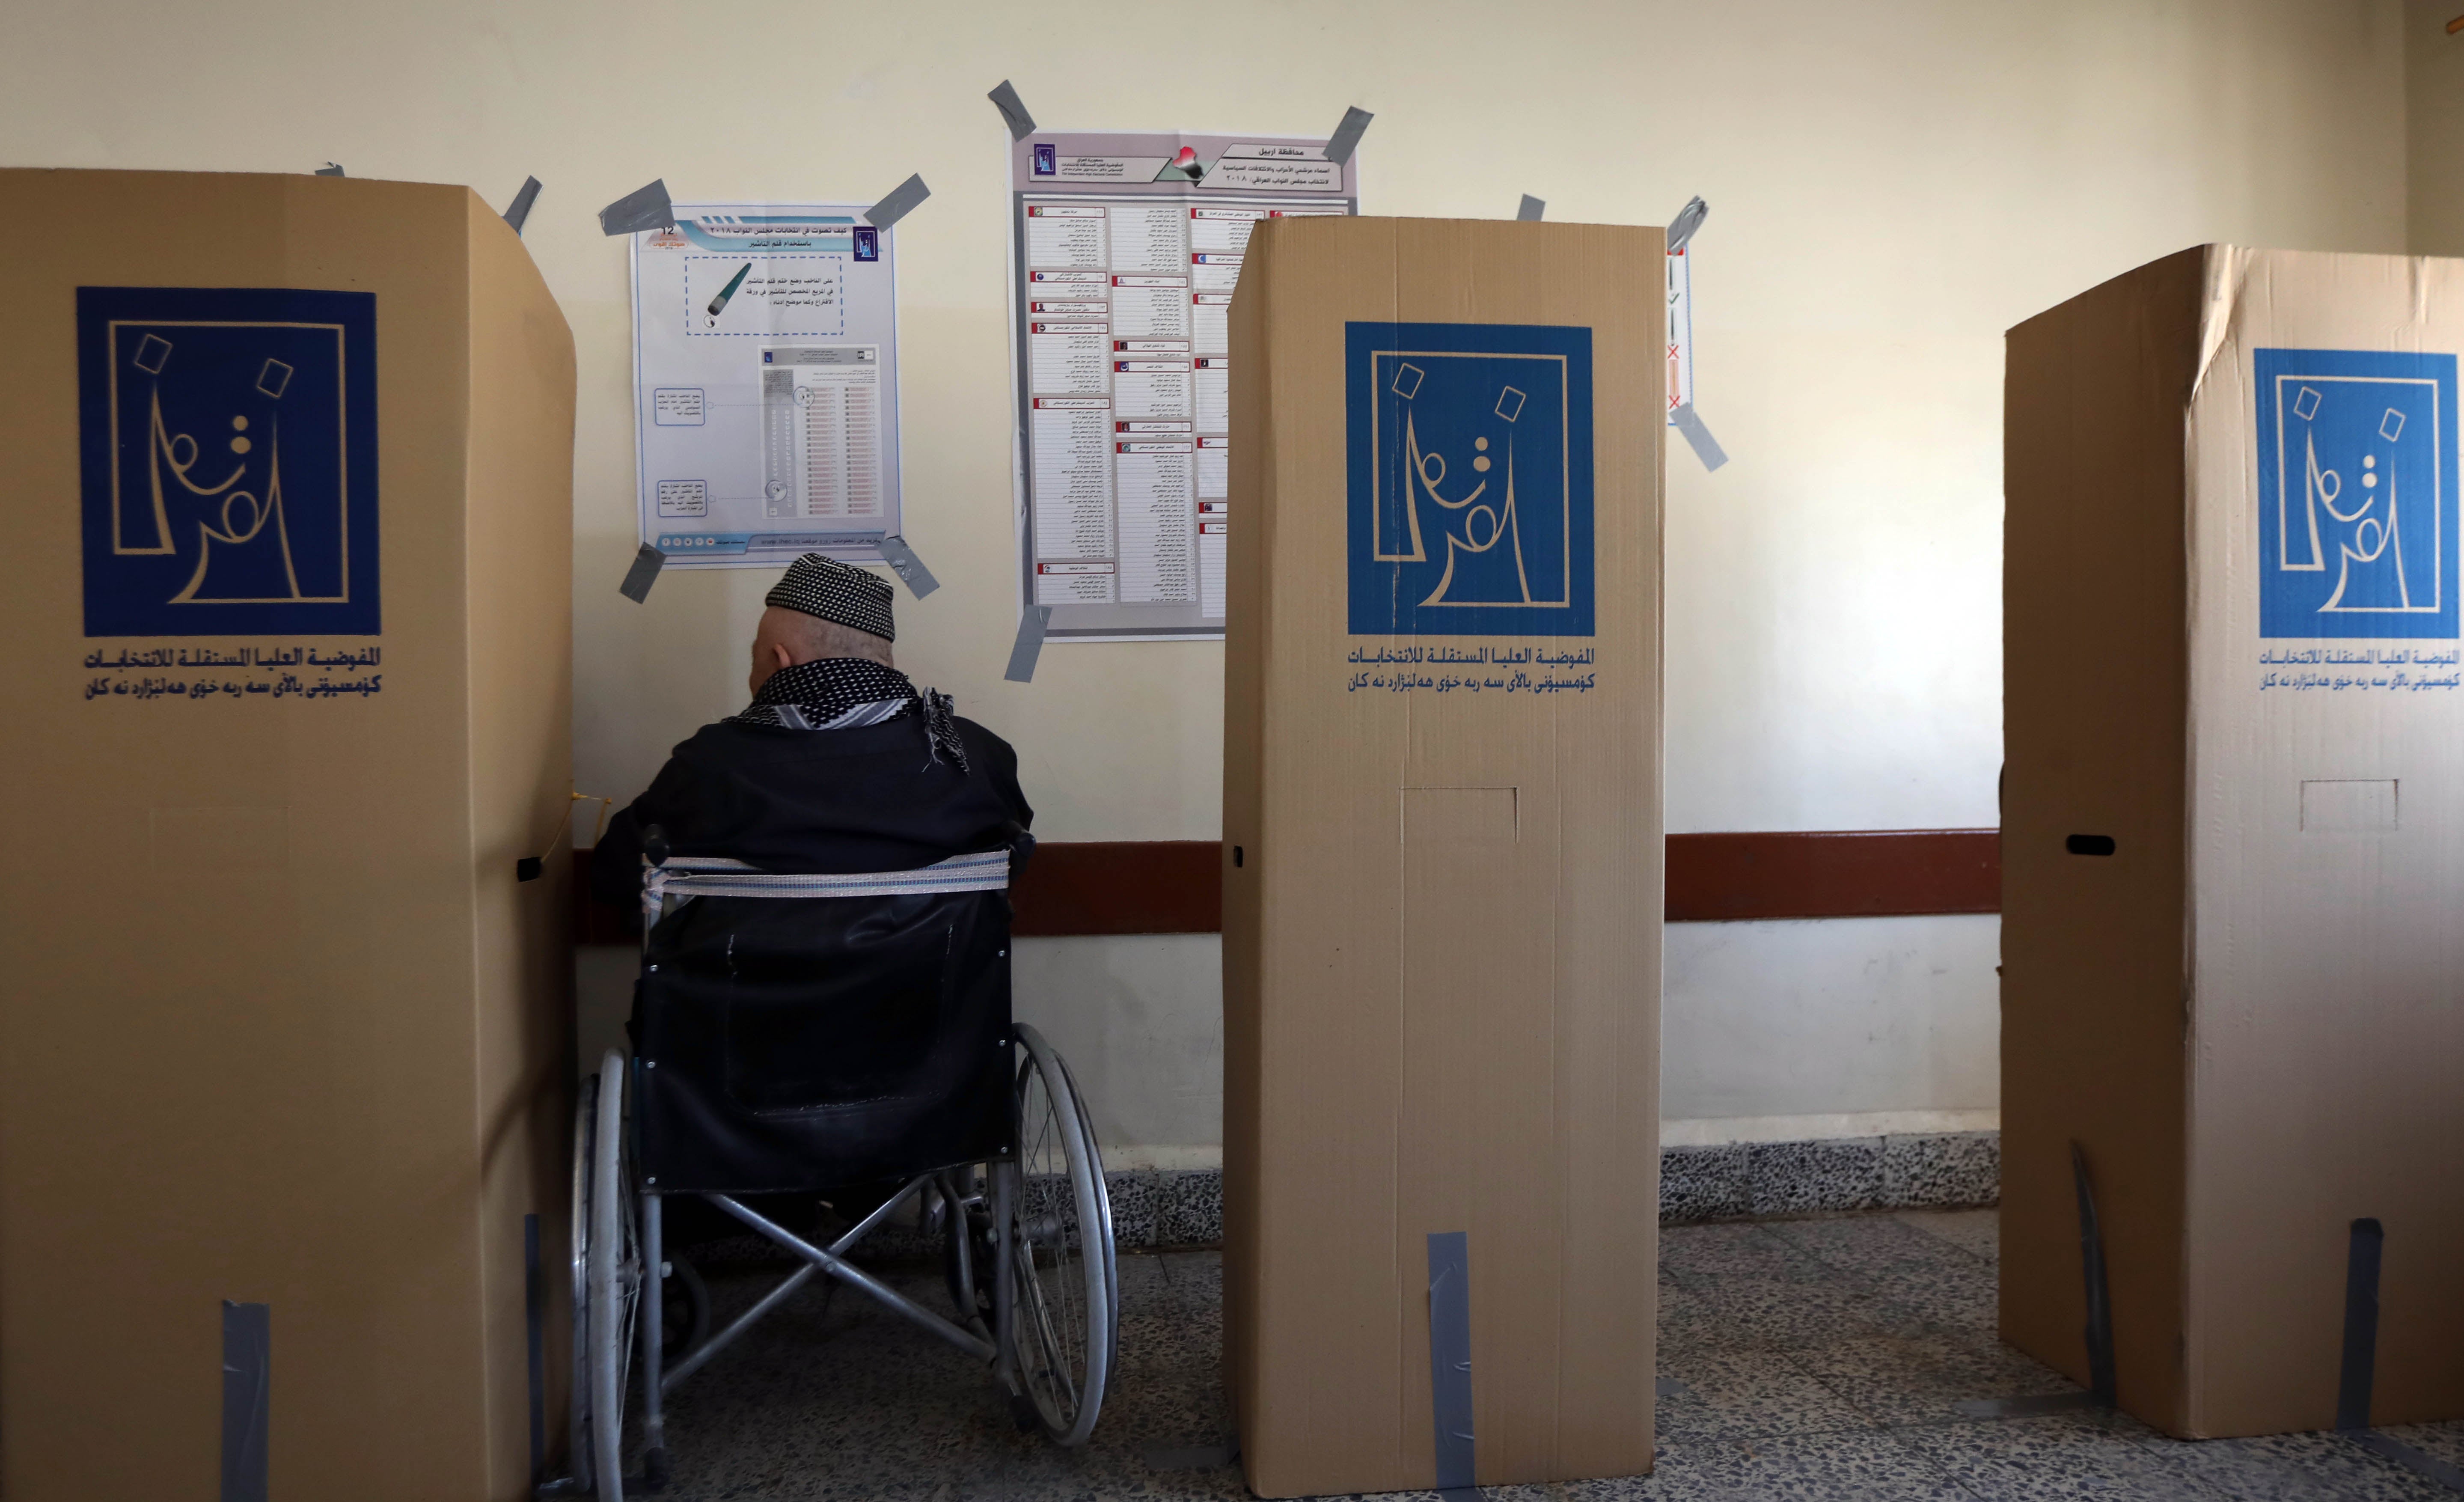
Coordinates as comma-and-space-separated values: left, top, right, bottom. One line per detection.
632, 204, 904, 568
1009, 132, 1360, 642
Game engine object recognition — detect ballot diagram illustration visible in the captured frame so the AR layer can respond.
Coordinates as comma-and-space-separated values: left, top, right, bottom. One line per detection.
1346, 322, 1596, 636
77, 286, 380, 636
2255, 348, 2459, 639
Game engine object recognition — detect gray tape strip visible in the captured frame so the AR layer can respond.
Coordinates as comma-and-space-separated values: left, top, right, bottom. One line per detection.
505, 176, 543, 236
877, 535, 941, 598
525, 1213, 546, 1482
988, 79, 1037, 140
314, 164, 344, 177
2349, 1429, 2464, 1491
1427, 1231, 1477, 1500
221, 1300, 270, 1502
1324, 106, 1373, 166
1667, 195, 1709, 253
1003, 606, 1052, 683
1671, 402, 1729, 472
2338, 1217, 2384, 1431
1952, 1390, 2099, 1420
600, 178, 674, 237
2325, 1219, 2464, 1489
2072, 1142, 2117, 1408
864, 173, 931, 230
1515, 194, 1545, 223
1654, 1376, 1691, 1399
619, 544, 666, 603
1141, 1442, 1236, 1470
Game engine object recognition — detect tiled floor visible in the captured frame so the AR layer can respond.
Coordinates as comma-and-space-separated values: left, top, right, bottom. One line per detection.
631, 1210, 2464, 1500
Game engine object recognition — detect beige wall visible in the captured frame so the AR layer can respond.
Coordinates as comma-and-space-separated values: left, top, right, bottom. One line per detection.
2411, 0, 2464, 254
4, 0, 2411, 1153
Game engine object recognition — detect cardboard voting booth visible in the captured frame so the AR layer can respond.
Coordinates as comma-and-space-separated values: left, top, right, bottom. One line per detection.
2004, 246, 2464, 1437
1222, 217, 1665, 1497
0, 169, 577, 1500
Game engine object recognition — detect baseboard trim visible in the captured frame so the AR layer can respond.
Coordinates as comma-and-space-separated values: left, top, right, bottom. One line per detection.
1098, 1131, 2000, 1248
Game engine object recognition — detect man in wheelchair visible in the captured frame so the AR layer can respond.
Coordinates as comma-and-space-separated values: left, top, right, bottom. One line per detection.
591, 551, 1033, 899
557, 555, 1115, 1499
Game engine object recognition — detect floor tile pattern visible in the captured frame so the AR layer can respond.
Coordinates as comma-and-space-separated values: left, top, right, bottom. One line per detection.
614, 1206, 2463, 1500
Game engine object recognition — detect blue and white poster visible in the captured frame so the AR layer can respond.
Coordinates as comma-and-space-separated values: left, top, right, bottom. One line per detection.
1346, 322, 1594, 637
630, 202, 904, 569
77, 286, 379, 637
2255, 347, 2458, 639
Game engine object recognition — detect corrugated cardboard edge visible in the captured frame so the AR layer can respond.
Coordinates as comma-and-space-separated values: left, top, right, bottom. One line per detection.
1219, 210, 1277, 1493
462, 185, 580, 1494
2001, 245, 2205, 1436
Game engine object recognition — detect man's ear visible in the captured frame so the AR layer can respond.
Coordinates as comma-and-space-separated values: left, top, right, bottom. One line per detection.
771, 641, 796, 673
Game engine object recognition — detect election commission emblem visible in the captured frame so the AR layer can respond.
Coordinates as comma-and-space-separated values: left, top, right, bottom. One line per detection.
2254, 347, 2458, 639
78, 286, 379, 636
1346, 321, 1594, 636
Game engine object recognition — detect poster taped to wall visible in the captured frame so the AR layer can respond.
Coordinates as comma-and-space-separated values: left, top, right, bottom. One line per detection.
1009, 131, 1360, 642
631, 202, 904, 569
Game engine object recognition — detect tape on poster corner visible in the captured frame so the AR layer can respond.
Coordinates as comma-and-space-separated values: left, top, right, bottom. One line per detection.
1324, 105, 1373, 166
221, 1300, 270, 1502
600, 178, 674, 237
877, 535, 941, 598
620, 544, 666, 603
864, 173, 931, 230
1515, 194, 1545, 223
1426, 1231, 1479, 1502
314, 164, 344, 177
988, 80, 1037, 140
1004, 605, 1052, 683
505, 176, 543, 235
1671, 402, 1729, 472
1667, 195, 1709, 253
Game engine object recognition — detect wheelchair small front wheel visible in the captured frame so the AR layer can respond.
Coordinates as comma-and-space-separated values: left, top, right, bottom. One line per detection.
1002, 1023, 1117, 1446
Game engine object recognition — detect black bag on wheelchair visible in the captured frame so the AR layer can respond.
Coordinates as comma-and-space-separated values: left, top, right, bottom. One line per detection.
630, 882, 1015, 1196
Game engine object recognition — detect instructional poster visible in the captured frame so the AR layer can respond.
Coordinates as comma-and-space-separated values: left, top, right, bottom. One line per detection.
1009, 131, 1360, 642
632, 202, 903, 568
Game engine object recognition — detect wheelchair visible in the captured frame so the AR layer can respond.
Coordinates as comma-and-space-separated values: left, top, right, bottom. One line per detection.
547, 841, 1118, 1499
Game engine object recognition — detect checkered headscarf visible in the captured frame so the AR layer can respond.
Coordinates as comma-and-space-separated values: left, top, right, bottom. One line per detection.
765, 553, 895, 642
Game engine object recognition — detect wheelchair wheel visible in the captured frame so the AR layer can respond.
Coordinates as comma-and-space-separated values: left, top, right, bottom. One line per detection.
581, 1049, 644, 1498
1063, 1053, 1121, 1386
1003, 1024, 1116, 1446
565, 1072, 599, 1495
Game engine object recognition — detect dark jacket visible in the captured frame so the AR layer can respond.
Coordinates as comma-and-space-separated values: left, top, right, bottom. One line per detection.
591, 710, 1033, 913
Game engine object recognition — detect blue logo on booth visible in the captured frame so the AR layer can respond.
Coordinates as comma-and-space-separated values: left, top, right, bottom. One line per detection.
1346, 322, 1593, 636
2255, 347, 2457, 639
78, 287, 379, 637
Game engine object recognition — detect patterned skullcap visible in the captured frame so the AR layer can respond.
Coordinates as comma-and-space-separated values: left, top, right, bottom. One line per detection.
764, 553, 895, 642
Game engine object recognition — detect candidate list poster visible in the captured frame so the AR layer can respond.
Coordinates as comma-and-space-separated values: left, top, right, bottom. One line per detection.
1010, 132, 1358, 642
632, 202, 904, 569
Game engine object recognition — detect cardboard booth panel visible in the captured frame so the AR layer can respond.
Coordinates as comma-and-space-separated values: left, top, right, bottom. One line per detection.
1224, 217, 1663, 1498
2005, 246, 2464, 1439
0, 170, 575, 1501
